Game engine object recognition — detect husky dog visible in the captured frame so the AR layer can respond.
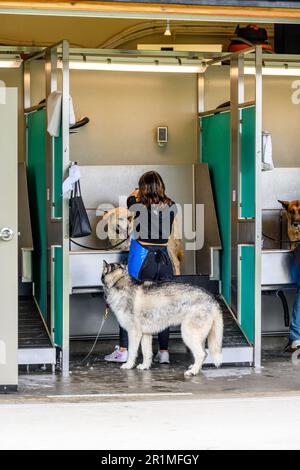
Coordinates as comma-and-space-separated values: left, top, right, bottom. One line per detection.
99, 207, 184, 274
101, 261, 223, 377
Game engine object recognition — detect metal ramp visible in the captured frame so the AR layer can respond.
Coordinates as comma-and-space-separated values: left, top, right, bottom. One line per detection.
18, 296, 56, 368
173, 275, 253, 365
213, 297, 253, 365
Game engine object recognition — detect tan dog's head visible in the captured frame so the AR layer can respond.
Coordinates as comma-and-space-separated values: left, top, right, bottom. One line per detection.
98, 207, 133, 250
278, 200, 300, 230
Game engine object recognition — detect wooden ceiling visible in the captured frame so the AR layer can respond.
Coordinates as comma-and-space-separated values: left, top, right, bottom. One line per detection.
0, 14, 274, 49
0, 1, 300, 22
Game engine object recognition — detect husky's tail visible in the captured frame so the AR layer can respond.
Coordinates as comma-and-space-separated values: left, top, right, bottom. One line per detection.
208, 305, 223, 368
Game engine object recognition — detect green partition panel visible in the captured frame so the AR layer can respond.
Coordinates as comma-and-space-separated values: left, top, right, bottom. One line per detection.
201, 108, 256, 344
240, 245, 255, 343
53, 246, 63, 347
240, 106, 255, 218
53, 131, 63, 347
201, 112, 231, 303
240, 107, 255, 343
27, 109, 63, 342
27, 110, 47, 321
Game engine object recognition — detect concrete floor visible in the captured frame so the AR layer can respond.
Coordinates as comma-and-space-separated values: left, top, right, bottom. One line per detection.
1, 344, 300, 449
2, 346, 300, 404
1, 395, 300, 449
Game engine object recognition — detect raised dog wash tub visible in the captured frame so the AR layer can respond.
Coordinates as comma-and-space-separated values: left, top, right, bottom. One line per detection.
70, 249, 299, 290
261, 249, 298, 329
262, 249, 299, 287
70, 249, 128, 292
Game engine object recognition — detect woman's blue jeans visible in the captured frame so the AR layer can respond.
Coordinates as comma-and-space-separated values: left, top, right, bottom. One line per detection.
289, 284, 300, 343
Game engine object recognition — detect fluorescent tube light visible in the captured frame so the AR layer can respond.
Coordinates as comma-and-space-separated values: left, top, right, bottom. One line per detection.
0, 59, 22, 68
69, 61, 206, 74
164, 20, 172, 37
244, 66, 300, 76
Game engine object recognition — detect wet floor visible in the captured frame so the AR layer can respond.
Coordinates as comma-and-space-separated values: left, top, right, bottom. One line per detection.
2, 348, 300, 403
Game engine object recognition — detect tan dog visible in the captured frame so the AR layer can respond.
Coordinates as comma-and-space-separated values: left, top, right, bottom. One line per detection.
100, 207, 132, 250
99, 207, 184, 274
278, 200, 300, 250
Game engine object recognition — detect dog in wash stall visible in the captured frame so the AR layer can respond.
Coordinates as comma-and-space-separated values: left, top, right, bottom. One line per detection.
101, 261, 223, 377
278, 200, 300, 250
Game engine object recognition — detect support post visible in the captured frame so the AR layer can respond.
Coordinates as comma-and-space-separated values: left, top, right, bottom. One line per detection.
61, 40, 70, 375
230, 54, 244, 315
254, 46, 263, 368
45, 46, 59, 334
195, 73, 205, 275
23, 60, 31, 169
23, 61, 31, 111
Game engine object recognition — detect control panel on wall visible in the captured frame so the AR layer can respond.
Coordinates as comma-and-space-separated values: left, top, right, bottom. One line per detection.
157, 126, 168, 147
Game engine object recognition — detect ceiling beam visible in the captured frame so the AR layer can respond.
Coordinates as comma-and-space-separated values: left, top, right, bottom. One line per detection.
1, 1, 300, 23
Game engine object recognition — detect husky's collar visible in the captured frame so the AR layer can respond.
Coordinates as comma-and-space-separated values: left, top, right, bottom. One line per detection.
108, 273, 127, 289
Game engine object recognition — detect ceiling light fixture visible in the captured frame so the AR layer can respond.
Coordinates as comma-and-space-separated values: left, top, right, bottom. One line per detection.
0, 59, 22, 69
244, 65, 300, 76
164, 20, 172, 37
68, 60, 206, 74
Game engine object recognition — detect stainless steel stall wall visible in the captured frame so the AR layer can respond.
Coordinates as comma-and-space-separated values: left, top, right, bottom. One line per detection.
194, 164, 221, 277
69, 163, 221, 338
18, 163, 33, 283
70, 164, 195, 278
69, 163, 200, 337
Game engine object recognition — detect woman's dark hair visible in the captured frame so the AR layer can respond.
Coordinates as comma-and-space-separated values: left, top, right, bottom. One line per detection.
138, 171, 172, 207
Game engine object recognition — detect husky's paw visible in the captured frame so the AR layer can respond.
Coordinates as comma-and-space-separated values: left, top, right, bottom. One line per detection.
120, 362, 134, 370
214, 354, 222, 368
137, 363, 151, 370
184, 366, 199, 377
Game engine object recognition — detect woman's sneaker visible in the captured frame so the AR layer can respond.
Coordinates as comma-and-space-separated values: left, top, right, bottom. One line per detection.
104, 346, 128, 363
154, 351, 170, 364
291, 340, 300, 351
284, 340, 300, 353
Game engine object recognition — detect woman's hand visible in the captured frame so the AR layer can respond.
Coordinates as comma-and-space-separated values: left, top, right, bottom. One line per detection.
130, 189, 140, 198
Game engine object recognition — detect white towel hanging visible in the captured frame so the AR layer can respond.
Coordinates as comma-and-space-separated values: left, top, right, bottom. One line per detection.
47, 91, 76, 137
62, 163, 81, 195
262, 131, 274, 171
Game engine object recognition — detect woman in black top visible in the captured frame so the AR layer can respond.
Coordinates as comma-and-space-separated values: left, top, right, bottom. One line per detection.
104, 171, 177, 365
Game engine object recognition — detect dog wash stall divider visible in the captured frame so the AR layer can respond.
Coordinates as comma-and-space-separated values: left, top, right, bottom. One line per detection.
22, 41, 70, 372
22, 43, 262, 373
199, 48, 262, 367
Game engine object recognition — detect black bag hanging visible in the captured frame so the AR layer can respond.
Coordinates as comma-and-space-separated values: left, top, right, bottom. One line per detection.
69, 180, 92, 238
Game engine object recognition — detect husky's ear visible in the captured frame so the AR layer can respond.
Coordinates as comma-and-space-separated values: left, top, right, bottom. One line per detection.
278, 200, 290, 211
102, 260, 109, 274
